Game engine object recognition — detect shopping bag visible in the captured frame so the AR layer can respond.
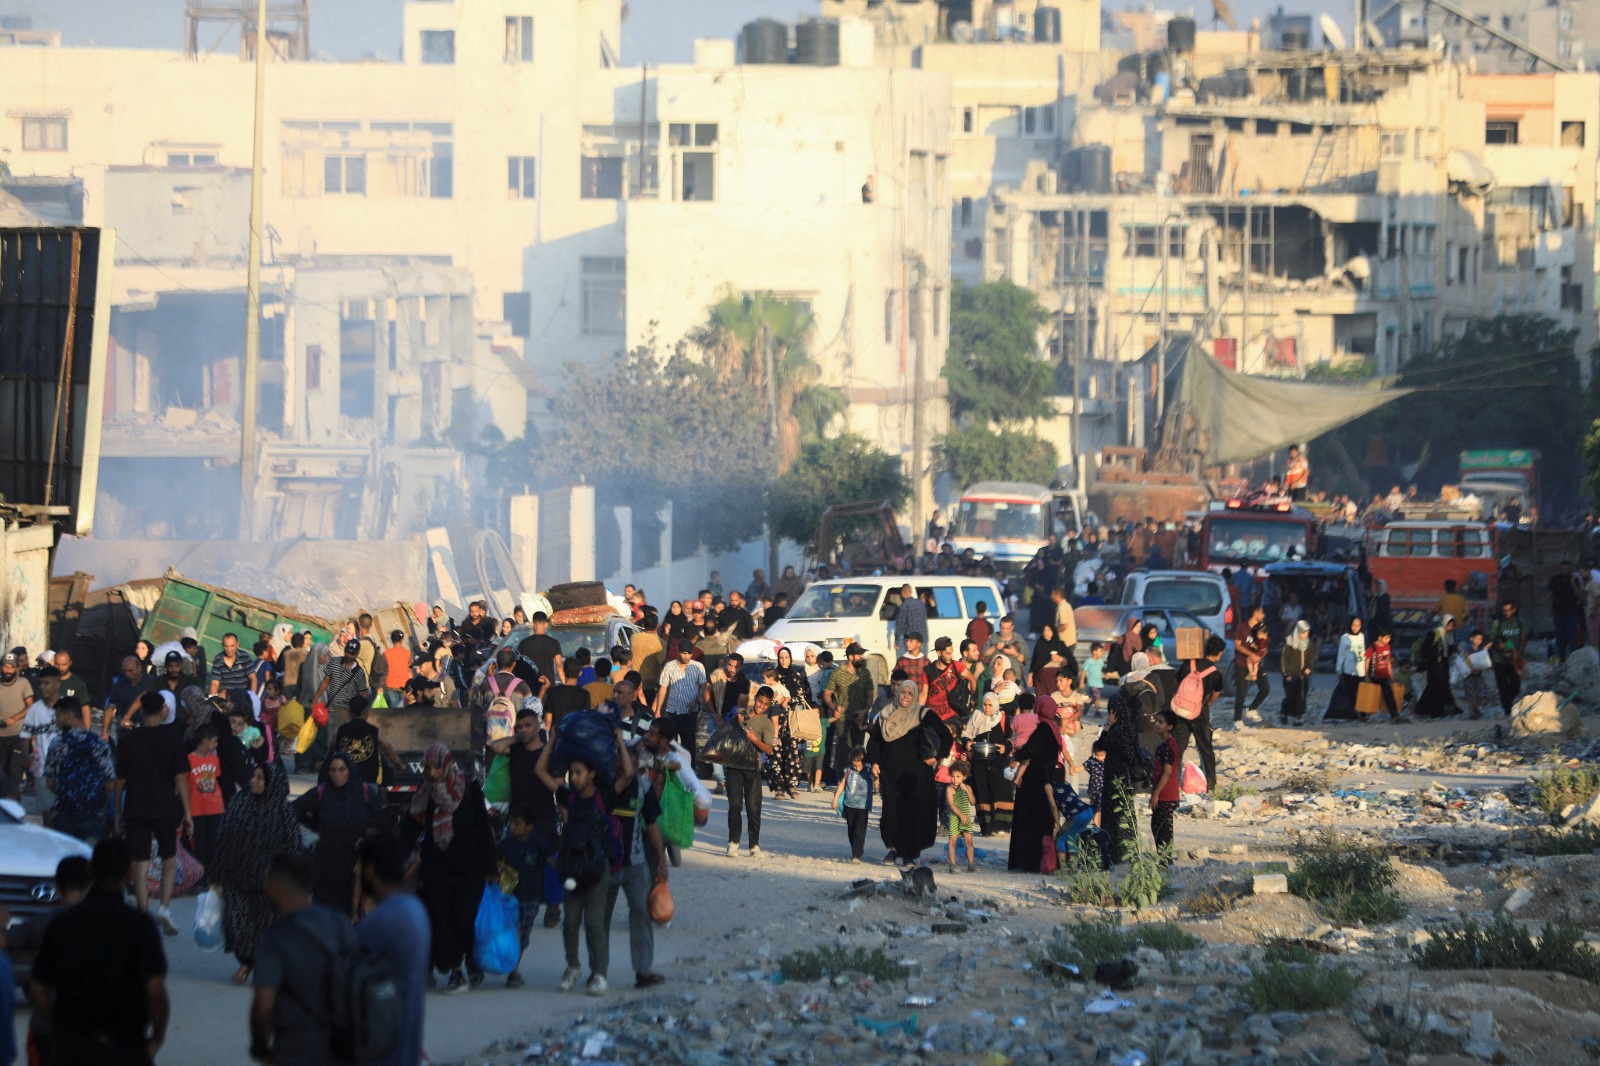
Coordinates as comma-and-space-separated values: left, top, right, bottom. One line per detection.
659, 770, 696, 849
1355, 681, 1404, 715
194, 888, 224, 952
484, 755, 512, 804
371, 689, 388, 709
471, 885, 523, 975
1040, 836, 1059, 874
701, 719, 759, 770
148, 839, 205, 898
1181, 762, 1208, 795
295, 717, 319, 754
648, 878, 674, 926
788, 703, 823, 742
311, 701, 330, 726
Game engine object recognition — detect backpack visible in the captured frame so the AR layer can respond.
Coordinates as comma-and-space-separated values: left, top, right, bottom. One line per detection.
286, 915, 402, 1063
1172, 661, 1215, 720
558, 790, 622, 889
484, 674, 520, 742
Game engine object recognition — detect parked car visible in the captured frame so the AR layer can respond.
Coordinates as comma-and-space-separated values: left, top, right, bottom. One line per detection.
1, 798, 93, 988
764, 575, 1006, 687
1118, 569, 1233, 637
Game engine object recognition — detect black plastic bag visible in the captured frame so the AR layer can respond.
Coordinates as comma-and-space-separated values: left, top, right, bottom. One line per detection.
701, 719, 759, 770
551, 710, 618, 776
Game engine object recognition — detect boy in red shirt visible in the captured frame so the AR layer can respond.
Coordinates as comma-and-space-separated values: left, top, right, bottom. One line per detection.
1150, 710, 1182, 861
187, 724, 225, 882
383, 629, 412, 709
1365, 630, 1401, 722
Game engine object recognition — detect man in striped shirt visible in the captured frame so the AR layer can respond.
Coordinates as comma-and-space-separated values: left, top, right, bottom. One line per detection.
208, 633, 257, 717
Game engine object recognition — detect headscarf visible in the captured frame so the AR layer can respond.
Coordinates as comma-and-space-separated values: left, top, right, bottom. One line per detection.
962, 690, 1005, 741
879, 680, 924, 743
180, 684, 213, 742
1123, 651, 1154, 686
1287, 620, 1311, 651
1119, 617, 1143, 661
410, 742, 465, 848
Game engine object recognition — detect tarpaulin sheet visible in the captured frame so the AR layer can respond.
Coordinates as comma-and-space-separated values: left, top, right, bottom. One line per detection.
1180, 339, 1410, 465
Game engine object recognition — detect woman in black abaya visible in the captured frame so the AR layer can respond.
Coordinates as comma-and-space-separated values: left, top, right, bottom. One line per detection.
866, 679, 942, 866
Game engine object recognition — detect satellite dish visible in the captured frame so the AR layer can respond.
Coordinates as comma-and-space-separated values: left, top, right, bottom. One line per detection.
1212, 0, 1238, 32
1319, 14, 1347, 51
1362, 21, 1385, 49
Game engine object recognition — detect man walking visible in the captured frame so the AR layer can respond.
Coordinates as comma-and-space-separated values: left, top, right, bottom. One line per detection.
357, 836, 430, 1066
251, 852, 358, 1065
0, 651, 34, 799
823, 644, 874, 779
1232, 605, 1266, 727
52, 650, 93, 716
654, 645, 709, 748
607, 726, 669, 988
210, 633, 258, 717
105, 655, 154, 741
114, 692, 192, 936
31, 838, 171, 1066
725, 687, 775, 858
517, 611, 565, 691
1549, 561, 1584, 663
1051, 587, 1078, 649
44, 697, 116, 842
893, 584, 927, 657
1173, 636, 1227, 791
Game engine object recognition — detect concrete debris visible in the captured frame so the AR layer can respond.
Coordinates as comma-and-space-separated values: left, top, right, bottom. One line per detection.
1509, 690, 1583, 739
1501, 886, 1534, 914
1252, 873, 1289, 895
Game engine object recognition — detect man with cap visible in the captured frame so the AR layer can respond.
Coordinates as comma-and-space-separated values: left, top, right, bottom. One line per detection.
823, 643, 875, 780
0, 651, 35, 799
143, 652, 190, 730
308, 640, 370, 770
407, 652, 456, 708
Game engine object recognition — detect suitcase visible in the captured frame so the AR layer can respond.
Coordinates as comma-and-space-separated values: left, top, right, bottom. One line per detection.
546, 581, 608, 613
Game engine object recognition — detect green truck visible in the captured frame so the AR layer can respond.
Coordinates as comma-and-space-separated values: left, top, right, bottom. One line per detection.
138, 569, 338, 654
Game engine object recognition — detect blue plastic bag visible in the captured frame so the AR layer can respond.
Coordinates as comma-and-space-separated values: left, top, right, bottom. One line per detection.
193, 888, 223, 952
472, 885, 522, 975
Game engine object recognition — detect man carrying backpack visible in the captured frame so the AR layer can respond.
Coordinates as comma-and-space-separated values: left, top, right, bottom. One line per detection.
1172, 636, 1227, 792
252, 852, 374, 1065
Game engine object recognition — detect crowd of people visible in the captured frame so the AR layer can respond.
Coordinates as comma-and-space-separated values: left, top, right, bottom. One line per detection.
3, 535, 1588, 1065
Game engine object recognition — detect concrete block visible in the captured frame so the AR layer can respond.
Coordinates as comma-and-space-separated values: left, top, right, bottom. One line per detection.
1502, 886, 1534, 914
1253, 873, 1289, 895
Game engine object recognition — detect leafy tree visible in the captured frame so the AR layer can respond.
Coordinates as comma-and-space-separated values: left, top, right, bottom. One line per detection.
1583, 420, 1600, 509
943, 280, 1054, 425
1313, 315, 1589, 517
933, 423, 1060, 489
767, 434, 911, 548
526, 341, 771, 552
688, 291, 845, 470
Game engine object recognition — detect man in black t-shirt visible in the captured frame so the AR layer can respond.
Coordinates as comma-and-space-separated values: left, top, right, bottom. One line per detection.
516, 612, 565, 690
1172, 636, 1227, 792
114, 693, 191, 935
718, 592, 756, 643
459, 600, 498, 645
332, 694, 399, 786
31, 838, 170, 1065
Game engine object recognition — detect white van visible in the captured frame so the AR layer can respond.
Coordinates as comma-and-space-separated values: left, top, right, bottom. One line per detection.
763, 576, 1006, 685
1119, 569, 1233, 637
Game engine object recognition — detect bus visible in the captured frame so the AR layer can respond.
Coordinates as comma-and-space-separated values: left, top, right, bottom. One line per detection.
1365, 520, 1497, 639
1191, 499, 1319, 576
948, 481, 1054, 572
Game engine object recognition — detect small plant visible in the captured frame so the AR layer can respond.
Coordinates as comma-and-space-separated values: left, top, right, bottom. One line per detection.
1513, 823, 1600, 856
1137, 923, 1201, 954
1276, 768, 1334, 793
1118, 846, 1167, 909
1412, 915, 1600, 983
1240, 959, 1361, 1011
1532, 766, 1600, 817
1185, 886, 1237, 917
1287, 830, 1406, 925
1260, 939, 1321, 965
777, 945, 903, 983
1213, 784, 1259, 803
1039, 916, 1199, 976
1057, 842, 1116, 907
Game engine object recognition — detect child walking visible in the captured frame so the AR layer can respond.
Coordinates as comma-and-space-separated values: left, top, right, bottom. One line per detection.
1150, 710, 1181, 861
945, 761, 976, 873
497, 804, 547, 990
833, 747, 874, 862
1082, 642, 1106, 710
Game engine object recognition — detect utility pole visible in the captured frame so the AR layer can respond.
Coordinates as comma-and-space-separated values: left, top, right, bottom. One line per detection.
239, 0, 267, 539
910, 264, 926, 544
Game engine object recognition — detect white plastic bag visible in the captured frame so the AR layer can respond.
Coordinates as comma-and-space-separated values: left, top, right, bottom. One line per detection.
194, 888, 223, 952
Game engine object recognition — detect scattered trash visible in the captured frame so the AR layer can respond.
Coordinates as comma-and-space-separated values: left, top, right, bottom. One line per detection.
855, 1013, 919, 1036
903, 995, 937, 1007
580, 1031, 610, 1058
1110, 1051, 1150, 1066
1085, 991, 1136, 1015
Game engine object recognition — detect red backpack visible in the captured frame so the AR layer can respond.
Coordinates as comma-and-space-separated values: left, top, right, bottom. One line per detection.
1172, 661, 1215, 720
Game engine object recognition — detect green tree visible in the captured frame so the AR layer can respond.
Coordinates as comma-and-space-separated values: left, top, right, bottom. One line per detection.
943, 280, 1054, 425
1313, 315, 1588, 515
1584, 419, 1600, 509
688, 291, 845, 470
933, 423, 1060, 489
767, 434, 911, 548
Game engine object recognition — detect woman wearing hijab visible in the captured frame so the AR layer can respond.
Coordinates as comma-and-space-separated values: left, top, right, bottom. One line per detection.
1107, 616, 1144, 677
866, 679, 943, 866
427, 604, 452, 637
409, 742, 498, 993
1325, 617, 1366, 721
1414, 615, 1459, 719
293, 750, 386, 916
1119, 652, 1163, 757
1026, 623, 1069, 691
1007, 696, 1066, 872
962, 690, 1013, 836
1280, 620, 1314, 725
211, 762, 302, 984
1098, 690, 1141, 864
661, 601, 696, 657
989, 655, 1020, 714
1139, 622, 1166, 665
134, 639, 157, 679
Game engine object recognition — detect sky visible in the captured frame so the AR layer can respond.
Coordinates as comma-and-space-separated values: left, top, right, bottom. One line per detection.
42, 1, 1328, 63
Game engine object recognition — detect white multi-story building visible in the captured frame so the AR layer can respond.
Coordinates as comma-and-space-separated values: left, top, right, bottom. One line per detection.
0, 0, 952, 532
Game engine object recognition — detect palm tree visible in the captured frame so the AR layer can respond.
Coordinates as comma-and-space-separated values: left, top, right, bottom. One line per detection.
689, 291, 845, 471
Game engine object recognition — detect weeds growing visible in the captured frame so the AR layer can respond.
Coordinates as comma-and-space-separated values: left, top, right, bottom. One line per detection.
1531, 765, 1600, 818
1287, 830, 1406, 925
1412, 915, 1600, 983
1240, 959, 1362, 1011
777, 945, 903, 982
